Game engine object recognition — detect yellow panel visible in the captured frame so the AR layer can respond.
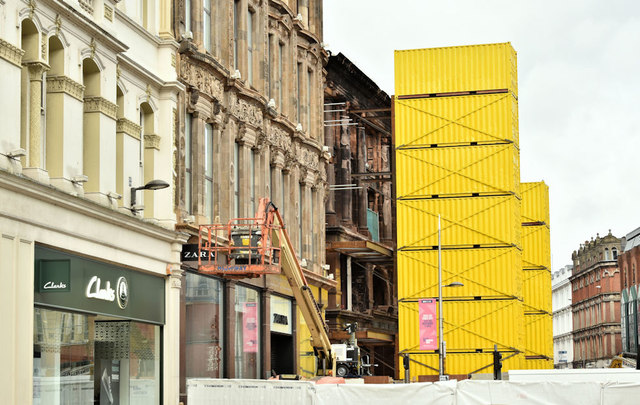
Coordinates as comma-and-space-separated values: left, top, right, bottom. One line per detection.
522, 225, 550, 270
399, 299, 524, 376
397, 196, 521, 248
522, 182, 550, 224
394, 94, 519, 147
394, 43, 518, 96
523, 269, 551, 313
524, 313, 553, 367
398, 248, 522, 299
396, 144, 520, 198
297, 305, 315, 378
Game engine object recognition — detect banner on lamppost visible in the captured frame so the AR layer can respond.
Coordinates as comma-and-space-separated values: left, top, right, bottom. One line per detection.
419, 299, 437, 350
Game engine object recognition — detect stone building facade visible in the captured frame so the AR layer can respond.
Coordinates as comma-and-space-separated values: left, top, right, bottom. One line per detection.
171, 0, 336, 397
570, 231, 622, 368
0, 0, 186, 403
552, 264, 574, 368
323, 53, 396, 377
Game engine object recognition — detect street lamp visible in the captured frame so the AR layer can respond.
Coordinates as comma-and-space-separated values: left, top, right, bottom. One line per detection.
130, 179, 169, 214
438, 215, 463, 381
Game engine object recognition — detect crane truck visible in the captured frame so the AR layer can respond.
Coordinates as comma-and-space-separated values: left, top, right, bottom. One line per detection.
197, 197, 371, 378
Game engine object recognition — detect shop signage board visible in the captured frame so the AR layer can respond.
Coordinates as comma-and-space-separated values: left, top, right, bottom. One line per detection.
37, 259, 71, 292
34, 245, 165, 324
270, 295, 292, 335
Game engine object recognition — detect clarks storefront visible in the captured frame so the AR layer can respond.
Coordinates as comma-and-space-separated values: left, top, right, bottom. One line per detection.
34, 246, 165, 405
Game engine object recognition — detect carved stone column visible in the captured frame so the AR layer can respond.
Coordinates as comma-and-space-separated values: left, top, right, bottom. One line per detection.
165, 264, 183, 405
25, 61, 49, 169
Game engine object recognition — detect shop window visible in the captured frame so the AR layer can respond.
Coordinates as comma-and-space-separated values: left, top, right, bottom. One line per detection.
234, 285, 261, 378
33, 307, 160, 405
185, 273, 224, 378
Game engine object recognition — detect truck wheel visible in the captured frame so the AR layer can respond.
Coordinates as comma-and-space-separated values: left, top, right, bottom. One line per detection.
336, 364, 349, 377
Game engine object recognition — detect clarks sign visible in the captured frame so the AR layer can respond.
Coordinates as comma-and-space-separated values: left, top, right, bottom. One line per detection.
86, 275, 129, 309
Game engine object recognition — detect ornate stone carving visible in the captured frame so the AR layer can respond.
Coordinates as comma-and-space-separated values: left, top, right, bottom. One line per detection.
104, 4, 113, 22
267, 125, 292, 153
179, 59, 224, 101
79, 0, 94, 14
0, 39, 25, 68
229, 93, 263, 127
116, 118, 141, 139
47, 75, 85, 101
84, 96, 117, 119
296, 144, 320, 171
41, 35, 46, 59
144, 134, 161, 150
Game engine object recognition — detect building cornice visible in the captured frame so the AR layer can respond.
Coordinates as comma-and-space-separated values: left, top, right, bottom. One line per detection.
116, 118, 142, 140
84, 96, 118, 119
0, 38, 25, 68
0, 169, 187, 247
47, 75, 85, 101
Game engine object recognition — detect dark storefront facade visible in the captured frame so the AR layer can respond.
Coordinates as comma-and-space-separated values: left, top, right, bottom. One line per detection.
33, 245, 166, 405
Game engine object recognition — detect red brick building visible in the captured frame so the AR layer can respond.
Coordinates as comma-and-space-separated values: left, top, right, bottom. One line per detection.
570, 231, 622, 368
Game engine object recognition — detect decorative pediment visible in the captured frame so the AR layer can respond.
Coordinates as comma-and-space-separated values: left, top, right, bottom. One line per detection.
267, 124, 292, 153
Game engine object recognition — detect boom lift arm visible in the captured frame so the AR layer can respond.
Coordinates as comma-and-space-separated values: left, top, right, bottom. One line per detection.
198, 198, 335, 376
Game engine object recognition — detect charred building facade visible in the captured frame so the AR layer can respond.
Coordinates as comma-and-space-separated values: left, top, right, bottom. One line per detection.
324, 53, 397, 377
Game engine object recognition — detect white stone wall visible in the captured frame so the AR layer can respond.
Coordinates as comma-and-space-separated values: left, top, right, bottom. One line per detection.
553, 265, 574, 367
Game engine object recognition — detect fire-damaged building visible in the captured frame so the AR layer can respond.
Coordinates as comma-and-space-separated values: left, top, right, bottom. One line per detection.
323, 53, 397, 377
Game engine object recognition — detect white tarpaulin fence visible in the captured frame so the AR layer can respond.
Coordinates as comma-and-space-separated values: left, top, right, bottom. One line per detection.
187, 378, 640, 405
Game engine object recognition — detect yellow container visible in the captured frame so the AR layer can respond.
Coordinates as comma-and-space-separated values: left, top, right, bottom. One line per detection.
399, 298, 524, 376
396, 144, 520, 198
398, 248, 522, 299
522, 182, 550, 224
523, 312, 553, 367
394, 43, 518, 97
523, 269, 552, 313
522, 224, 550, 270
397, 196, 521, 249
394, 94, 519, 147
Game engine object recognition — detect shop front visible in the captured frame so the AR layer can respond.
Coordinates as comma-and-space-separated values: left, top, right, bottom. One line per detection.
33, 246, 165, 405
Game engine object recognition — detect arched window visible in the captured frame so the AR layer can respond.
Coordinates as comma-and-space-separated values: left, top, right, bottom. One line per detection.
82, 58, 101, 192
45, 36, 65, 178
613, 247, 618, 260
604, 248, 610, 260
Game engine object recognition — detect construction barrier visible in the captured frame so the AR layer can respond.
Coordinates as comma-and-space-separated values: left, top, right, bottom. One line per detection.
187, 378, 640, 405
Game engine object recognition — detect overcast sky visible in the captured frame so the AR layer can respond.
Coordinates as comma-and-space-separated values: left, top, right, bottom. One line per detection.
324, 0, 640, 270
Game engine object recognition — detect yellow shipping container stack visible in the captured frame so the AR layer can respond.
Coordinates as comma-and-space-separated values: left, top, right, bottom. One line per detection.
521, 182, 553, 369
395, 43, 543, 379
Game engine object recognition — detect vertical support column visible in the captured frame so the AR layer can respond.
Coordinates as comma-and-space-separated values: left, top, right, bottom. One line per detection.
271, 150, 284, 206
381, 144, 393, 241
212, 122, 222, 220
164, 265, 183, 404
262, 289, 272, 378
191, 113, 205, 219
192, 0, 204, 50
268, 34, 277, 102
23, 62, 49, 181
158, 0, 173, 39
143, 132, 161, 218
346, 256, 352, 311
339, 117, 352, 223
366, 264, 374, 311
357, 127, 368, 234
225, 281, 237, 377
238, 0, 249, 80
297, 0, 309, 28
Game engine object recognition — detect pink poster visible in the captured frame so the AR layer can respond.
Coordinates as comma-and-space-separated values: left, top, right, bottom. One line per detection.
243, 302, 258, 352
419, 299, 437, 350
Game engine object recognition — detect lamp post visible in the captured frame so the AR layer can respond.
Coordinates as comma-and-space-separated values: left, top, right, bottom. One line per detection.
438, 214, 463, 381
130, 179, 169, 214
